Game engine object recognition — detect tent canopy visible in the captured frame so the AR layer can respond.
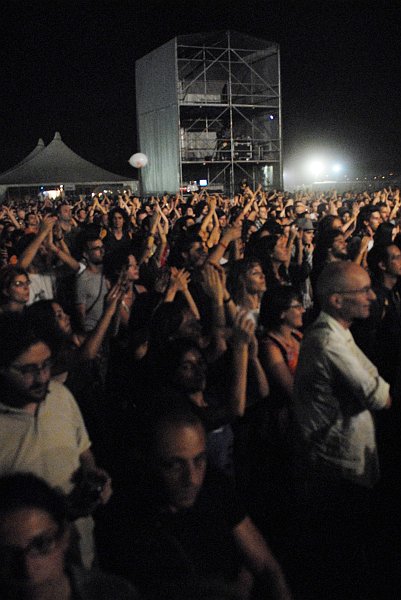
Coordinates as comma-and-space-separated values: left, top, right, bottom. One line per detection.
0, 132, 136, 188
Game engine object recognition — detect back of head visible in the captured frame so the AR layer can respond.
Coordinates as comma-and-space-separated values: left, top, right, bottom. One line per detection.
0, 472, 67, 530
0, 312, 48, 369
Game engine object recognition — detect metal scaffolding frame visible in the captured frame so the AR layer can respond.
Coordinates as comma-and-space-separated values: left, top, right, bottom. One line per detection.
177, 31, 282, 194
135, 31, 281, 195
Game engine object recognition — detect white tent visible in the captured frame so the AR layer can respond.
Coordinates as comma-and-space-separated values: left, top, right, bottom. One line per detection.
0, 132, 137, 197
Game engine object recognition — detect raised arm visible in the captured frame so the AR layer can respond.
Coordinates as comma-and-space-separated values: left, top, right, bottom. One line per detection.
18, 215, 57, 270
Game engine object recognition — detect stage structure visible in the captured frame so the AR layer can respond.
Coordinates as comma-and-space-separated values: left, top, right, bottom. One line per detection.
136, 31, 282, 195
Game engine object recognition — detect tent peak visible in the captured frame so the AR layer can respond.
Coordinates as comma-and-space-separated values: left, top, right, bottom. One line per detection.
37, 138, 45, 147
53, 132, 62, 141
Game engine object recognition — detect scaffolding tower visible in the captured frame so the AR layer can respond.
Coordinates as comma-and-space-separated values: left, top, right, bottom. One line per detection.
136, 31, 282, 195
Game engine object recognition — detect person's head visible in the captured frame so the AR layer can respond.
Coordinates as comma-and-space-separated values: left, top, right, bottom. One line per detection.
109, 207, 129, 232
76, 208, 87, 223
82, 233, 105, 266
361, 207, 382, 233
314, 228, 348, 264
57, 203, 72, 223
103, 246, 140, 286
160, 338, 207, 395
329, 231, 348, 260
26, 213, 39, 229
378, 204, 391, 223
149, 302, 202, 350
0, 314, 52, 407
169, 233, 207, 269
338, 207, 351, 224
317, 262, 376, 325
25, 299, 73, 347
296, 217, 315, 245
373, 221, 397, 247
0, 473, 69, 593
148, 405, 207, 511
367, 243, 401, 283
259, 285, 305, 331
271, 234, 291, 264
316, 214, 343, 239
0, 266, 30, 309
258, 206, 268, 221
227, 258, 266, 304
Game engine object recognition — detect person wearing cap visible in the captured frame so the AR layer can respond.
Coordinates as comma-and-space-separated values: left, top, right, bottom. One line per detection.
291, 218, 315, 319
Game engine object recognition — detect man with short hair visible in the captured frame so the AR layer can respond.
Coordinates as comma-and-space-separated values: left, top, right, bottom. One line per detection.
292, 261, 391, 598
353, 242, 401, 385
110, 405, 292, 599
0, 313, 112, 568
75, 233, 108, 332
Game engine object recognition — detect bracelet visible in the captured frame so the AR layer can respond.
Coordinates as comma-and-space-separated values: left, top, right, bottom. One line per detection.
219, 240, 228, 250
223, 295, 232, 304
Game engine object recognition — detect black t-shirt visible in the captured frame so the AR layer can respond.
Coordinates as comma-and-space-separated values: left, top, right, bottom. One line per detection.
123, 468, 246, 592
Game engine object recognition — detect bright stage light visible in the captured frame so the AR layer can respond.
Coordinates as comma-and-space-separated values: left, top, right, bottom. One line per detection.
332, 163, 342, 173
308, 159, 325, 177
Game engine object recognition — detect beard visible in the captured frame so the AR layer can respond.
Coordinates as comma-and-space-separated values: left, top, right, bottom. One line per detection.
0, 374, 49, 409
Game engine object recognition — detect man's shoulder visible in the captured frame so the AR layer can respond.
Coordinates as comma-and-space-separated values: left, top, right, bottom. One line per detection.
302, 315, 335, 346
45, 380, 79, 410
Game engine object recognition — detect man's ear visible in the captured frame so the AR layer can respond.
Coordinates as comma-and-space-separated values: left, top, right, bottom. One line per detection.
378, 260, 387, 273
329, 292, 343, 310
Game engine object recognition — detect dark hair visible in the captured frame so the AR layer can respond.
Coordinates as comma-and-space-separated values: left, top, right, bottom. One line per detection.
312, 228, 345, 267
367, 242, 396, 278
148, 301, 189, 351
0, 473, 67, 530
226, 258, 263, 303
103, 246, 130, 284
147, 399, 204, 454
0, 313, 50, 368
168, 233, 204, 268
0, 266, 29, 304
109, 207, 130, 233
373, 222, 395, 247
25, 299, 66, 353
259, 285, 300, 331
315, 215, 342, 240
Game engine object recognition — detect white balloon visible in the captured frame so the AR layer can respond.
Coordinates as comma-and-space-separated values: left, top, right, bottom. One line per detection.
128, 152, 148, 168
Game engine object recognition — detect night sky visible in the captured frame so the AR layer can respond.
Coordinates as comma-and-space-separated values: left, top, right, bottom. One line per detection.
1, 0, 400, 184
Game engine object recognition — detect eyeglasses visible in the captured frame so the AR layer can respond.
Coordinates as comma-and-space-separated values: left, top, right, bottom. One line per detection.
288, 302, 304, 309
10, 357, 53, 377
12, 279, 31, 288
335, 286, 373, 295
0, 528, 62, 567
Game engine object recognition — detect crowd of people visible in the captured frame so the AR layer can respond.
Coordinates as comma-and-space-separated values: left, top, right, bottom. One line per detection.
1, 184, 401, 599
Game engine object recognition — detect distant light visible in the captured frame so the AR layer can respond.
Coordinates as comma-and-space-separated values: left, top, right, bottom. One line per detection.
269, 114, 274, 120
332, 163, 342, 173
309, 160, 325, 177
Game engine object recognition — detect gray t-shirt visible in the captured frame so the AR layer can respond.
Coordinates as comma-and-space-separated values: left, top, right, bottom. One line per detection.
75, 269, 108, 332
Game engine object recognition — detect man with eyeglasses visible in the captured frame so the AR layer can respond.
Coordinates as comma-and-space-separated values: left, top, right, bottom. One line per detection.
0, 313, 112, 570
75, 231, 108, 332
291, 261, 391, 599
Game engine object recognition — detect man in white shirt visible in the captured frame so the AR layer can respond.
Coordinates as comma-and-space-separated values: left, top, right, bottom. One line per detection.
292, 261, 391, 598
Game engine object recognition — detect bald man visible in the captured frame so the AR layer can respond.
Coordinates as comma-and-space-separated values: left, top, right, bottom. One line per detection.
291, 261, 391, 598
